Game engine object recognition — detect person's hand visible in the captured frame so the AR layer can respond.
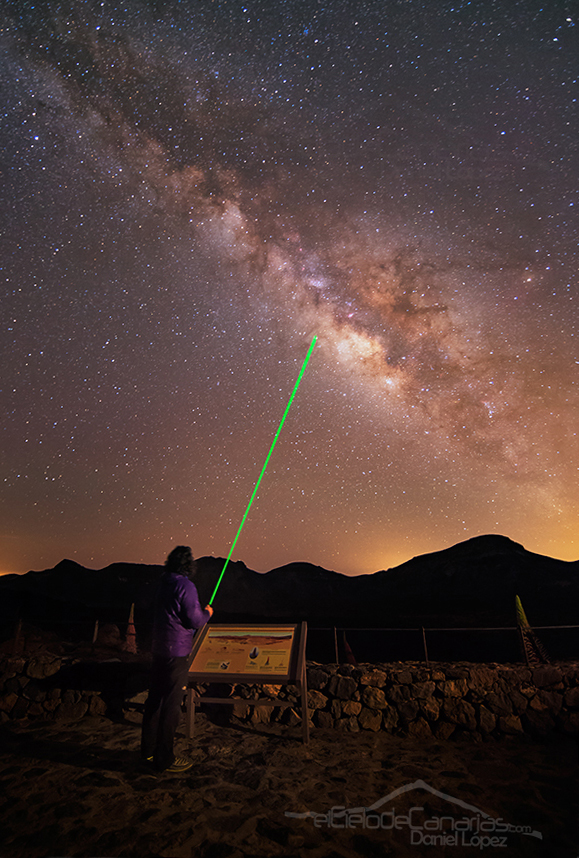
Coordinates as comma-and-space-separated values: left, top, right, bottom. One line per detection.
205, 604, 214, 617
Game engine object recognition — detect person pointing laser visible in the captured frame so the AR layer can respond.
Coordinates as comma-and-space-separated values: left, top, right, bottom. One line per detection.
141, 337, 316, 773
141, 545, 213, 773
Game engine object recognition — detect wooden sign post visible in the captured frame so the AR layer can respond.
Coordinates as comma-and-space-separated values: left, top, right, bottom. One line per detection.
186, 621, 309, 744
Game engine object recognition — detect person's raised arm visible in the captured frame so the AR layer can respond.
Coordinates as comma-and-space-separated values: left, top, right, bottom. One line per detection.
180, 580, 212, 629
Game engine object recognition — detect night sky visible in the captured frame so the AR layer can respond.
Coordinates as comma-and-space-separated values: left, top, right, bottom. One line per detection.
1, 0, 577, 577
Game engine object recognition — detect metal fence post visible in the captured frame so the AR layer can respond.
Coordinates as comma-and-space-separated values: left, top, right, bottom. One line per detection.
422, 627, 429, 666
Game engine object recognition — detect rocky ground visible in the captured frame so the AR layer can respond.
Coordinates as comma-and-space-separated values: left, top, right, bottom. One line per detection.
0, 711, 577, 858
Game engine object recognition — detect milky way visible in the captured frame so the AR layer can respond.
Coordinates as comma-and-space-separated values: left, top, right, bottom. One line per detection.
1, 0, 578, 576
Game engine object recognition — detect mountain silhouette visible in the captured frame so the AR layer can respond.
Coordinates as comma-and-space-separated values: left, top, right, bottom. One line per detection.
1, 535, 577, 644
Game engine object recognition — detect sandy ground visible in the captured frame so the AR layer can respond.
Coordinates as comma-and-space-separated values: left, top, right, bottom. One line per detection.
0, 711, 577, 858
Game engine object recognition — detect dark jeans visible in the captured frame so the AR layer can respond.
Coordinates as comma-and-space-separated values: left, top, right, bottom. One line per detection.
141, 655, 189, 771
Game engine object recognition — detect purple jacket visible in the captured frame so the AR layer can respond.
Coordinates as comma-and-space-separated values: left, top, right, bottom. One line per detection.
152, 571, 211, 658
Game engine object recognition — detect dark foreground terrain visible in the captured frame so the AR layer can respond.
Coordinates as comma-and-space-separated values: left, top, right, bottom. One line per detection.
0, 711, 576, 857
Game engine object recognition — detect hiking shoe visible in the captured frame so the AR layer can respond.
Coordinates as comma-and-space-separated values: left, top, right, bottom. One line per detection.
165, 757, 193, 773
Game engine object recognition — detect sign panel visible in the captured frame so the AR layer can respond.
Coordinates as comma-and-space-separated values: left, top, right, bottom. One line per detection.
189, 624, 298, 680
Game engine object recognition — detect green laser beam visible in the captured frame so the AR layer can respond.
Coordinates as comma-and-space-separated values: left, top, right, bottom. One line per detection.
208, 335, 317, 605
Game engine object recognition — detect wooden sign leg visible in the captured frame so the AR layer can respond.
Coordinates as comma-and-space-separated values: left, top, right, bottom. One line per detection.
300, 661, 310, 745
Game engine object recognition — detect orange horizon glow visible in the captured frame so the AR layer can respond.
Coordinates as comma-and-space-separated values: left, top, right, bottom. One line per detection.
2, 530, 577, 581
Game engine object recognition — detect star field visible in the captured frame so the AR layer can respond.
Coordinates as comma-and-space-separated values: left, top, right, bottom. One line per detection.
1, 0, 578, 576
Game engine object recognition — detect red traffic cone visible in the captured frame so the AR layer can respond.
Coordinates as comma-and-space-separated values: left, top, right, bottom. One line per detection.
343, 632, 358, 666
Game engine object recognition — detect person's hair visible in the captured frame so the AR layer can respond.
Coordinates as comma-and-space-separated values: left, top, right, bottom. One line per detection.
165, 545, 195, 578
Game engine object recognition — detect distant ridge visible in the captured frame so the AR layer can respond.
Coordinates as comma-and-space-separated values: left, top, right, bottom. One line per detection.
1, 535, 577, 639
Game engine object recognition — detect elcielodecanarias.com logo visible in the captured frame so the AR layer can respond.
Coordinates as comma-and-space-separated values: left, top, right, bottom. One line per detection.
285, 779, 542, 849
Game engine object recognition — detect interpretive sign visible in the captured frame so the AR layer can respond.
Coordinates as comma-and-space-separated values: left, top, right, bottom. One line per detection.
189, 624, 296, 678
186, 622, 309, 743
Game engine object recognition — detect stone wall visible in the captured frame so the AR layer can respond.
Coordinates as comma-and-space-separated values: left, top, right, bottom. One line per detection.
2, 654, 579, 739
0, 654, 147, 724
195, 661, 579, 740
